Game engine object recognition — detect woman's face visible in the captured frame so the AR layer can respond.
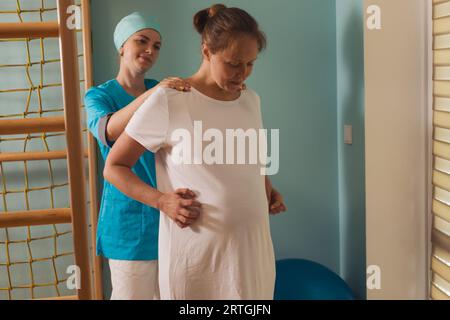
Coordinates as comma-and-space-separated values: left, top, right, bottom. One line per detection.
120, 29, 161, 74
207, 34, 259, 93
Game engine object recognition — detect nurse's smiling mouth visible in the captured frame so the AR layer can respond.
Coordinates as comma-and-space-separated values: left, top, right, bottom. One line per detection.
139, 55, 152, 64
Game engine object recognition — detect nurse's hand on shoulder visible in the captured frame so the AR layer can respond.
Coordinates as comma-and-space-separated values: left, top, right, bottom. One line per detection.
158, 77, 191, 92
156, 188, 202, 228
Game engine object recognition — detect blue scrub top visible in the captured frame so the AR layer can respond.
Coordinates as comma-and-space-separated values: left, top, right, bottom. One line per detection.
84, 78, 159, 260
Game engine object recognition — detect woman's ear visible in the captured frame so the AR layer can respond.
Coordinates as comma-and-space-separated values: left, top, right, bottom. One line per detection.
119, 47, 124, 57
201, 43, 211, 61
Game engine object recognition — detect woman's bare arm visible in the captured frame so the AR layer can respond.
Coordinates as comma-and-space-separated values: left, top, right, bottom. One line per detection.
104, 132, 201, 228
265, 176, 287, 215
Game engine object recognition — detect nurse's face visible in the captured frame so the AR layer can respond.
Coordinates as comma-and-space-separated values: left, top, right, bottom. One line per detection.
120, 29, 161, 74
205, 34, 259, 93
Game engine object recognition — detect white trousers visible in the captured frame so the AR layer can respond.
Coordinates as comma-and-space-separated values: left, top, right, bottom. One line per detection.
109, 259, 159, 300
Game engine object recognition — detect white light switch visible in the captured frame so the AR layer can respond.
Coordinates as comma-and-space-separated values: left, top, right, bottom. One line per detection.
344, 125, 352, 145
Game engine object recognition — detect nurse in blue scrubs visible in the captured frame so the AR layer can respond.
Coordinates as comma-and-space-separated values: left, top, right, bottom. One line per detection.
84, 12, 193, 300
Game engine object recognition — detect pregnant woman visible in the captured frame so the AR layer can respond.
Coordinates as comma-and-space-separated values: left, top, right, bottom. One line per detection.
104, 4, 286, 299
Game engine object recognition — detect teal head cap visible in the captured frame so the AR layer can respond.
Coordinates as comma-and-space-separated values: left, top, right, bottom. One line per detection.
113, 12, 161, 51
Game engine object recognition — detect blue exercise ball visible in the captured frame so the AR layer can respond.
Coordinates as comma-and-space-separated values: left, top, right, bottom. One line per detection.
274, 258, 355, 300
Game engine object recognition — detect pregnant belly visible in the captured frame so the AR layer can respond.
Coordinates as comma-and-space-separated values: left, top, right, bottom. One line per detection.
192, 184, 269, 233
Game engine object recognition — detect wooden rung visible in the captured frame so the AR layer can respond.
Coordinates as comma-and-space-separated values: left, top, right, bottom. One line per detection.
35, 295, 78, 300
0, 22, 59, 39
0, 208, 72, 228
0, 150, 89, 162
0, 150, 66, 162
0, 117, 65, 135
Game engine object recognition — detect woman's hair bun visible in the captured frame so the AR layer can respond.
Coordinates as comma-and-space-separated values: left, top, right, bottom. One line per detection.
193, 4, 227, 34
193, 4, 266, 54
208, 4, 227, 18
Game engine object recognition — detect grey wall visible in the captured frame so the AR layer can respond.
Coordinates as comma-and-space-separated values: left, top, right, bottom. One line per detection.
364, 0, 428, 299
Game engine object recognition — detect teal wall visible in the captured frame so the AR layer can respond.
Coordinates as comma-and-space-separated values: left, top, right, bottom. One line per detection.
336, 0, 366, 299
89, 0, 365, 299
0, 0, 366, 301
